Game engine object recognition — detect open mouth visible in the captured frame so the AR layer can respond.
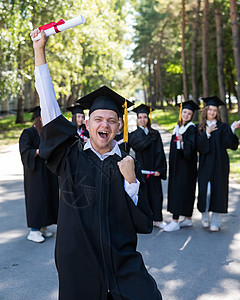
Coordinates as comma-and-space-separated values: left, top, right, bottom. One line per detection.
98, 131, 109, 139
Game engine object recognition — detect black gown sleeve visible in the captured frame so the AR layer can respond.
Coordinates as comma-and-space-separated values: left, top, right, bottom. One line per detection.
126, 161, 153, 234
19, 128, 38, 171
182, 125, 197, 160
128, 128, 152, 153
39, 115, 79, 175
196, 126, 210, 154
222, 123, 239, 150
154, 131, 167, 180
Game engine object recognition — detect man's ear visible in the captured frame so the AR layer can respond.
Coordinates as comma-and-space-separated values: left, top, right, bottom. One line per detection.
85, 119, 89, 130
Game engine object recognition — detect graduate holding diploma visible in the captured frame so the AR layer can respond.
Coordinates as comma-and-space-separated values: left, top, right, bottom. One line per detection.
31, 29, 162, 300
197, 96, 239, 232
129, 104, 167, 229
164, 100, 199, 232
66, 104, 89, 142
19, 106, 59, 242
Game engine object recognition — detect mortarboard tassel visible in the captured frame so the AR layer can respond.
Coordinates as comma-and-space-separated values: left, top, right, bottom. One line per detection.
178, 101, 182, 122
175, 101, 182, 149
123, 99, 128, 150
67, 112, 70, 121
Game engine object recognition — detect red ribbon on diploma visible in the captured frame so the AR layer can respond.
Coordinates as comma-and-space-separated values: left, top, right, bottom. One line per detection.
146, 172, 156, 179
39, 19, 65, 33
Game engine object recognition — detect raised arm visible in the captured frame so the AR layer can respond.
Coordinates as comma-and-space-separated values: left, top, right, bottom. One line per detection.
31, 29, 48, 66
31, 29, 61, 125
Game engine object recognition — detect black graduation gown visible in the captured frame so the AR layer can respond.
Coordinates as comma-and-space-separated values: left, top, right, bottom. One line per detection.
129, 127, 167, 221
196, 121, 239, 213
167, 124, 197, 217
19, 126, 59, 228
114, 132, 130, 154
39, 115, 162, 300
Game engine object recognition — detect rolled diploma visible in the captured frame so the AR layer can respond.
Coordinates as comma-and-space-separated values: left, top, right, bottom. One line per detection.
141, 170, 156, 175
31, 15, 85, 41
175, 124, 181, 149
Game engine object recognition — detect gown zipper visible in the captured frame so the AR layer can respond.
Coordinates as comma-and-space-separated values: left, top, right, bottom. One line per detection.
99, 160, 111, 296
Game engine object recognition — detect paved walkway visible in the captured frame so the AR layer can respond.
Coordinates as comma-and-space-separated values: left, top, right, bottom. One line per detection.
0, 119, 240, 300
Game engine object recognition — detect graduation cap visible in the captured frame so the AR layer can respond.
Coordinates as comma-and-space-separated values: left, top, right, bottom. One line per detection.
77, 85, 133, 144
179, 100, 200, 112
29, 106, 41, 119
66, 104, 85, 115
76, 85, 133, 117
132, 104, 155, 125
202, 96, 225, 107
132, 104, 155, 115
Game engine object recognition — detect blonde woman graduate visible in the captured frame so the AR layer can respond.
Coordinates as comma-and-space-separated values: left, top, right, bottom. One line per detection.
197, 96, 239, 232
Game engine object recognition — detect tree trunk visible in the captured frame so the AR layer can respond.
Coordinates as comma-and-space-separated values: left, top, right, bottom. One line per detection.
191, 0, 201, 121
181, 0, 188, 101
156, 50, 164, 108
226, 61, 238, 106
215, 10, 229, 124
148, 58, 153, 99
15, 73, 25, 124
202, 0, 209, 97
230, 0, 240, 122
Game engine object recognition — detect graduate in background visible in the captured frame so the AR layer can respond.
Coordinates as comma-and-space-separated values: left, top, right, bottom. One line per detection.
31, 29, 162, 300
19, 106, 59, 243
67, 104, 89, 141
164, 100, 199, 232
114, 108, 131, 154
129, 104, 167, 229
197, 96, 239, 232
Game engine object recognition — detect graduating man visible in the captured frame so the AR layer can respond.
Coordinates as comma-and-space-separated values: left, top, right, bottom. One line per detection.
31, 29, 162, 300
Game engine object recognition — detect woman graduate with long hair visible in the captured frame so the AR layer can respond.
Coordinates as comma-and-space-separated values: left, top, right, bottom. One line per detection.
67, 104, 89, 141
19, 106, 59, 242
129, 104, 167, 229
197, 96, 239, 232
164, 100, 199, 232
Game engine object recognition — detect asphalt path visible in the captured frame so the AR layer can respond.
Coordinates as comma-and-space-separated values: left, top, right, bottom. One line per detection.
0, 115, 240, 300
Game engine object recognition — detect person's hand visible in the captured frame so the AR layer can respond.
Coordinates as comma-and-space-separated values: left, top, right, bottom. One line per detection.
154, 171, 160, 177
206, 124, 218, 134
117, 156, 136, 184
177, 134, 183, 142
231, 120, 240, 130
31, 29, 48, 66
36, 149, 39, 156
30, 29, 49, 51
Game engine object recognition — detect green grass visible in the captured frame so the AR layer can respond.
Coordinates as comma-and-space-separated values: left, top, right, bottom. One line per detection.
0, 113, 33, 149
152, 107, 240, 182
1, 109, 239, 181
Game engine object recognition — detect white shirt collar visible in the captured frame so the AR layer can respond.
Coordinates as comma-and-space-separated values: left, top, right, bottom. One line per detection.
206, 119, 217, 126
140, 126, 149, 135
172, 121, 195, 135
83, 139, 122, 161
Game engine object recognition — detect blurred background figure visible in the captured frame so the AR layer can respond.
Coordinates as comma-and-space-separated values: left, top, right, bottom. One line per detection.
129, 104, 167, 229
164, 100, 199, 232
67, 104, 89, 142
19, 106, 59, 243
197, 96, 239, 232
114, 108, 131, 154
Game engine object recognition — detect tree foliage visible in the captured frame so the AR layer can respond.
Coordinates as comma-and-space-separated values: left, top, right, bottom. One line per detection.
131, 0, 240, 114
0, 0, 130, 121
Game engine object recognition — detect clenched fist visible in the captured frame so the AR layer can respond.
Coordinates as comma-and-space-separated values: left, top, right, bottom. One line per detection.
117, 156, 136, 184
